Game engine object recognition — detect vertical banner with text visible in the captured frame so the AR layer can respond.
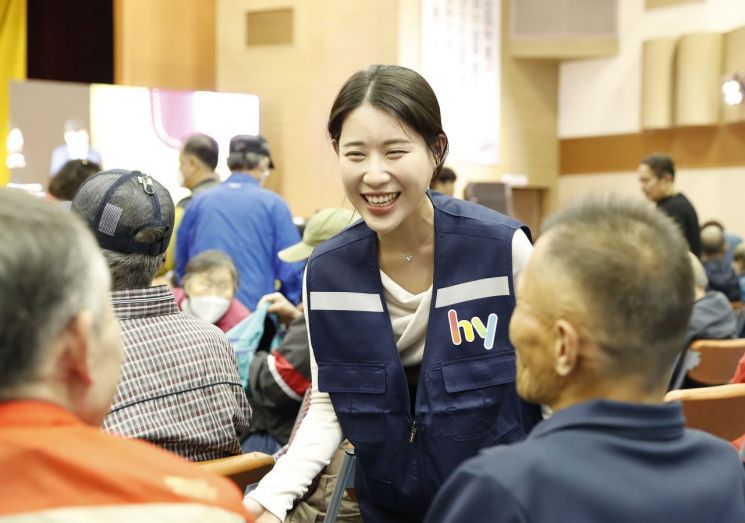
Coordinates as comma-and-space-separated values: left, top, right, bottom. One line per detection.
421, 0, 500, 165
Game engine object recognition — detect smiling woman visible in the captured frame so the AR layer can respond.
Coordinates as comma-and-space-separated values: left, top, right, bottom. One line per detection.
245, 65, 542, 523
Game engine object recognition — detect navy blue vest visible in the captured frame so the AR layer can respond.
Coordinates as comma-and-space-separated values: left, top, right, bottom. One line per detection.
306, 193, 541, 522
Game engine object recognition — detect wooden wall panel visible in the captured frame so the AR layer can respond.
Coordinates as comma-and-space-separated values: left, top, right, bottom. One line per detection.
641, 38, 676, 129
560, 124, 745, 174
675, 32, 723, 126
115, 0, 215, 90
646, 0, 704, 8
246, 8, 293, 46
216, 0, 400, 217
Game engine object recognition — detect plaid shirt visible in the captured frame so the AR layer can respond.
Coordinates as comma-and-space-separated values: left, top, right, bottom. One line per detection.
103, 286, 251, 462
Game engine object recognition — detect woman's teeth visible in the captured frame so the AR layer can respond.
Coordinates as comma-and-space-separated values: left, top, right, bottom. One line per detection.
365, 193, 398, 207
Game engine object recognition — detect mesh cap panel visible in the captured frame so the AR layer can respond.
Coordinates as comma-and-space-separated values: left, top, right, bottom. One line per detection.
72, 169, 175, 256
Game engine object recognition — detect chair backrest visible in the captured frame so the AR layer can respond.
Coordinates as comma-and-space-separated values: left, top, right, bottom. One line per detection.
665, 383, 745, 440
686, 338, 745, 385
197, 451, 275, 492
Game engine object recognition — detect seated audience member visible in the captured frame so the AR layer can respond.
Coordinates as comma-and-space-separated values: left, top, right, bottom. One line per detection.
429, 166, 457, 197
701, 220, 742, 266
426, 196, 745, 523
701, 222, 741, 302
48, 159, 100, 202
669, 253, 738, 389
685, 252, 738, 346
733, 243, 745, 303
173, 250, 250, 332
0, 189, 252, 522
71, 170, 250, 461
244, 208, 356, 452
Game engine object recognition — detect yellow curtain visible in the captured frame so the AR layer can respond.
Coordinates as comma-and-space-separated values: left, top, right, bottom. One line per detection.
0, 0, 26, 186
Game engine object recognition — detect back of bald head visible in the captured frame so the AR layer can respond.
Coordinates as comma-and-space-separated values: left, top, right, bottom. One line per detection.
700, 224, 726, 257
540, 196, 694, 388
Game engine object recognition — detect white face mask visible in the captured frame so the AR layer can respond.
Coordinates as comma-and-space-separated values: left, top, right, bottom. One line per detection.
186, 295, 231, 324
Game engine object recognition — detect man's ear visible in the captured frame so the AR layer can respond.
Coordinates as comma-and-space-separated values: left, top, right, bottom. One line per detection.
187, 154, 200, 173
553, 319, 579, 377
60, 311, 95, 386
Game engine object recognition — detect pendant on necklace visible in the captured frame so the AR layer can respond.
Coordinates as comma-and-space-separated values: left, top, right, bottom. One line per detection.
404, 255, 414, 263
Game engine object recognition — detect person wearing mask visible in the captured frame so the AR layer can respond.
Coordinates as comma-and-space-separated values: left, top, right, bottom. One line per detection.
176, 135, 303, 310
173, 250, 250, 332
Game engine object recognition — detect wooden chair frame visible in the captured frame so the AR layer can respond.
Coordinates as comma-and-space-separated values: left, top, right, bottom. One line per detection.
665, 383, 745, 440
686, 338, 745, 386
197, 451, 275, 492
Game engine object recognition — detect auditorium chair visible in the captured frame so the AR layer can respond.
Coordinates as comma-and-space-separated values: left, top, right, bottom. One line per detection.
686, 338, 745, 386
197, 451, 275, 492
665, 383, 745, 440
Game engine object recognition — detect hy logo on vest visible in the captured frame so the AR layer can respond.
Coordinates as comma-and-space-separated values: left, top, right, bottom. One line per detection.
448, 309, 498, 350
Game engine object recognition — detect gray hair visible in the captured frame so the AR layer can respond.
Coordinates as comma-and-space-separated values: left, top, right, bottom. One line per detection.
0, 189, 108, 390
688, 252, 709, 292
100, 225, 166, 290
541, 195, 694, 389
227, 151, 266, 172
184, 250, 239, 291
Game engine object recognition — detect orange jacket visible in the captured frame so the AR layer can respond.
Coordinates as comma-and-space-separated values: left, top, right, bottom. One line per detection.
0, 400, 253, 522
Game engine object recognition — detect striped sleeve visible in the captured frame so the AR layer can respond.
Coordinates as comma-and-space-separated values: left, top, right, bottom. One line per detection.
248, 315, 311, 408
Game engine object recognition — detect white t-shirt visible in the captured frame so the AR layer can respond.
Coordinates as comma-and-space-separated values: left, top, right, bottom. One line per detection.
247, 229, 532, 519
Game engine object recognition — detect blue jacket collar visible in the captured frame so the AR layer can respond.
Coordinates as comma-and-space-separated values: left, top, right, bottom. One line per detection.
531, 399, 685, 440
226, 172, 260, 186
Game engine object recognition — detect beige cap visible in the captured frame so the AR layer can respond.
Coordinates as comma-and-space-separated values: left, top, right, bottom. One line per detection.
279, 207, 357, 263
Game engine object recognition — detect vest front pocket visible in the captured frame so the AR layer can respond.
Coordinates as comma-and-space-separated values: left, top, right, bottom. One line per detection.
428, 351, 517, 440
318, 362, 387, 443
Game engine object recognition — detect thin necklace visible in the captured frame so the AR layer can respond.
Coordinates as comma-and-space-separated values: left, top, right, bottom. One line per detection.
381, 226, 434, 263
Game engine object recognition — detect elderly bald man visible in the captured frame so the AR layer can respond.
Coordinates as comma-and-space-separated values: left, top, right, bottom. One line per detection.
427, 196, 745, 523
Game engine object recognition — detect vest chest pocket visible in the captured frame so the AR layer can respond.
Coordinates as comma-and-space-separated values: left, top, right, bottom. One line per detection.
318, 362, 387, 443
428, 352, 517, 440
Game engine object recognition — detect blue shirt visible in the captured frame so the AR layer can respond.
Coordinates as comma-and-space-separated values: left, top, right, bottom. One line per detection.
426, 399, 745, 523
175, 173, 302, 310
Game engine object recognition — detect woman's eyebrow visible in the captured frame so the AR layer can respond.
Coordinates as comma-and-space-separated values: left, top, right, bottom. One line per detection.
341, 138, 412, 148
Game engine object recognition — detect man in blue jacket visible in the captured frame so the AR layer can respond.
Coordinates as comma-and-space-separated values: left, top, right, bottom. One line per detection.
176, 135, 302, 310
427, 196, 745, 523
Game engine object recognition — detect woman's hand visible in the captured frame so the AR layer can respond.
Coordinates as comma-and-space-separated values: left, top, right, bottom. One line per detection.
244, 498, 281, 523
259, 292, 302, 327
